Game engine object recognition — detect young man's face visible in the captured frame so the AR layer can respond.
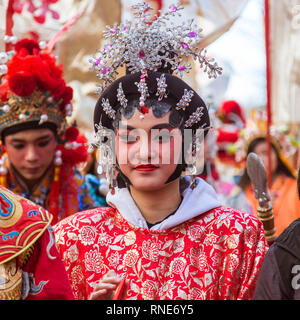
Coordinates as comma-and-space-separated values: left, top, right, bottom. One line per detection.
4, 128, 57, 185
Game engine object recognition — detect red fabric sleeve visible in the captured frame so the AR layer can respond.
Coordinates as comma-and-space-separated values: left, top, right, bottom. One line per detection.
22, 227, 74, 300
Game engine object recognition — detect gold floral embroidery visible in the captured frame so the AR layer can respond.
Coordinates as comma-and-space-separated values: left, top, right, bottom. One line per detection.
53, 206, 268, 300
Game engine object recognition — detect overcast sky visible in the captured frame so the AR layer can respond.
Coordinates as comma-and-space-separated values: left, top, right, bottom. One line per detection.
202, 0, 266, 113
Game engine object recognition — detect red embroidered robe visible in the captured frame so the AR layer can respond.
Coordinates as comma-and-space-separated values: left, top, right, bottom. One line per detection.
0, 186, 74, 299
53, 206, 268, 300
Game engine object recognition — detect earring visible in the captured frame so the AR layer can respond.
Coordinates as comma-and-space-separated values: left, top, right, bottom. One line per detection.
94, 122, 116, 195
184, 136, 199, 189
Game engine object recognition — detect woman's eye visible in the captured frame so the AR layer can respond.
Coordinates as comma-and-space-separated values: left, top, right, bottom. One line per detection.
153, 133, 173, 143
38, 140, 50, 147
119, 134, 137, 143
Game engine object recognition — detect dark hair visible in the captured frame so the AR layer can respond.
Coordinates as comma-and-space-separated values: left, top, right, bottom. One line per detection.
1, 121, 58, 144
238, 137, 295, 190
297, 167, 300, 199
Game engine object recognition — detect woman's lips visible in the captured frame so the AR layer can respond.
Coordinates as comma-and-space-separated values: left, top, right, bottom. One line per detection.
135, 164, 158, 172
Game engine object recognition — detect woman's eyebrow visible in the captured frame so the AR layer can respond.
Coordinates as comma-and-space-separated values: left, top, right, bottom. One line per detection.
118, 124, 136, 131
118, 123, 173, 131
151, 123, 174, 130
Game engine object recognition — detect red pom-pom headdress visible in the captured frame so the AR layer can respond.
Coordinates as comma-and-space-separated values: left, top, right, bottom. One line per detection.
215, 100, 246, 165
0, 12, 84, 222
0, 38, 73, 137
217, 100, 246, 128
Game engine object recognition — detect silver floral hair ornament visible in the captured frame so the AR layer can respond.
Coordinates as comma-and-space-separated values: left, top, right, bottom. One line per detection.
117, 83, 128, 110
156, 73, 168, 101
176, 89, 194, 111
101, 98, 116, 120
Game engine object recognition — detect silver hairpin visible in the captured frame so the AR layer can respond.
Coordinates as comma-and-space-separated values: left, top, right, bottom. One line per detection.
184, 106, 204, 128
156, 74, 168, 101
117, 82, 128, 109
135, 70, 149, 107
101, 98, 116, 120
176, 89, 194, 111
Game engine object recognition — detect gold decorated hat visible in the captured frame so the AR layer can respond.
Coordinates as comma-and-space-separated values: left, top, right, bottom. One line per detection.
234, 110, 299, 178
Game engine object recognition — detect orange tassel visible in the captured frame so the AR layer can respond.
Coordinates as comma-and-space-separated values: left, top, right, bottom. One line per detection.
0, 175, 7, 188
48, 166, 61, 224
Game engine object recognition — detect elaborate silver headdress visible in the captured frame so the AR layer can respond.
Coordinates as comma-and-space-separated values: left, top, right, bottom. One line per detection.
90, 2, 222, 119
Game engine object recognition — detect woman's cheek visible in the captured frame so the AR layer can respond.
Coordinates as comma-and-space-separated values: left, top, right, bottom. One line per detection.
116, 141, 137, 166
127, 143, 141, 165
116, 141, 128, 165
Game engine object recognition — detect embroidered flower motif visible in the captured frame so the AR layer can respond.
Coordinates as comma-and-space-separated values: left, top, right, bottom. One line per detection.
124, 231, 136, 246
142, 240, 160, 262
141, 280, 158, 300
79, 226, 96, 245
190, 247, 207, 270
70, 265, 84, 292
123, 249, 139, 267
108, 251, 120, 268
169, 257, 187, 274
188, 225, 205, 241
158, 280, 176, 299
158, 257, 168, 274
97, 231, 113, 246
114, 210, 125, 226
225, 253, 240, 272
244, 227, 258, 248
67, 244, 79, 263
172, 237, 185, 253
190, 287, 205, 300
85, 249, 104, 273
226, 234, 238, 249
211, 251, 222, 267
204, 233, 218, 245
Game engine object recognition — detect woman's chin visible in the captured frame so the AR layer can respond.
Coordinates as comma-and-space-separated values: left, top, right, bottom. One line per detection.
130, 176, 166, 192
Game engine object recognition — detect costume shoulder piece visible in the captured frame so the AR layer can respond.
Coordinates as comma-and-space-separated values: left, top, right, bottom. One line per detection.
0, 186, 52, 265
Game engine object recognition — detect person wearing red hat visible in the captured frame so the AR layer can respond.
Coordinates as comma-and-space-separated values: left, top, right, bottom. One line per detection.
0, 38, 94, 225
227, 111, 300, 236
215, 100, 246, 167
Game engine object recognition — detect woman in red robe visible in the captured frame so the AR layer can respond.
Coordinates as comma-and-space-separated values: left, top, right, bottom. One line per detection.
53, 2, 268, 300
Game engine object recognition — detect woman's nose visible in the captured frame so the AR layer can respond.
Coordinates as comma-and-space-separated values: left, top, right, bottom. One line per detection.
137, 136, 158, 163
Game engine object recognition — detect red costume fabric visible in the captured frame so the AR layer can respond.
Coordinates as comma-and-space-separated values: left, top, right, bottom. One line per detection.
54, 206, 268, 300
0, 186, 74, 299
22, 227, 74, 300
0, 186, 52, 265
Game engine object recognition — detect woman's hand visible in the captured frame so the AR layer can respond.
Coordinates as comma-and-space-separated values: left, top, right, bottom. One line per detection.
88, 270, 127, 300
